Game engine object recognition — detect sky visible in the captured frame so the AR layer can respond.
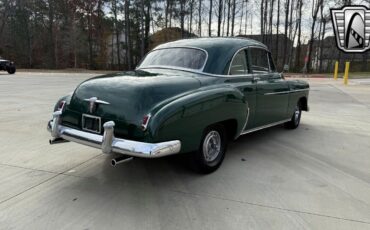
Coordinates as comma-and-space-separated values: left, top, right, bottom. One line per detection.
107, 0, 369, 45
153, 0, 368, 45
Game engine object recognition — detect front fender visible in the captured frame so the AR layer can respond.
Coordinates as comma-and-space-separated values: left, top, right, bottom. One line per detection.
148, 86, 248, 153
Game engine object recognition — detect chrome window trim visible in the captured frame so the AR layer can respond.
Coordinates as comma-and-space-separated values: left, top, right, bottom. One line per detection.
228, 47, 250, 75
137, 46, 209, 72
137, 66, 255, 78
138, 44, 271, 78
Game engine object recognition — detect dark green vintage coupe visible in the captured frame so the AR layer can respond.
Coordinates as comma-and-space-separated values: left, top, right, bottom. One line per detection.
48, 38, 309, 173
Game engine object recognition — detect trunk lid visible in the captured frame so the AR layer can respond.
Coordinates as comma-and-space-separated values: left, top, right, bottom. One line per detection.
62, 71, 202, 140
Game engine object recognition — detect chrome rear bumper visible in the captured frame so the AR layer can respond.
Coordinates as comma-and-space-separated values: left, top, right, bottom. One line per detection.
47, 111, 181, 158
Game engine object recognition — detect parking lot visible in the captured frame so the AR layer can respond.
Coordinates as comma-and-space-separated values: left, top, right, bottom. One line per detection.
0, 72, 370, 229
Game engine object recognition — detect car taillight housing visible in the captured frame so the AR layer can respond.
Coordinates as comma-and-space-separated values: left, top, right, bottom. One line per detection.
58, 100, 66, 111
141, 114, 151, 131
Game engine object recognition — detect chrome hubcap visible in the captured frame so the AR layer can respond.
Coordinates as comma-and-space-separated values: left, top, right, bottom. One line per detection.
203, 131, 221, 162
294, 107, 301, 124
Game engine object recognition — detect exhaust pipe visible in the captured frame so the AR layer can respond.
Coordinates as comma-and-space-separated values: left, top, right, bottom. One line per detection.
111, 156, 133, 166
49, 138, 69, 145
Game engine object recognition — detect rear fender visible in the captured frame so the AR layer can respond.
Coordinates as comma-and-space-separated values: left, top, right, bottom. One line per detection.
148, 86, 248, 153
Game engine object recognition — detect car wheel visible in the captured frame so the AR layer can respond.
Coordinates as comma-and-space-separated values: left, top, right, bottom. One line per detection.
7, 66, 16, 74
193, 124, 227, 174
285, 104, 302, 129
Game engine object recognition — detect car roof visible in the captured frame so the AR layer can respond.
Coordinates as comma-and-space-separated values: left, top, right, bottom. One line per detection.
154, 37, 268, 75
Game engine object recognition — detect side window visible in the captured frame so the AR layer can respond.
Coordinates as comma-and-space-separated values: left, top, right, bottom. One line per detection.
268, 52, 276, 72
229, 50, 248, 75
249, 48, 269, 73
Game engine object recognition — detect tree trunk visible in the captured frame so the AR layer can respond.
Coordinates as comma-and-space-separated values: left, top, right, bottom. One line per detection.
295, 0, 303, 71
209, 0, 213, 36
165, 0, 170, 28
283, 0, 290, 66
244, 0, 248, 34
275, 0, 280, 62
180, 0, 185, 38
263, 0, 268, 43
140, 0, 145, 58
113, 0, 120, 69
222, 0, 226, 35
125, 0, 132, 70
190, 0, 194, 34
145, 2, 151, 44
231, 0, 236, 36
260, 0, 264, 37
48, 0, 56, 69
319, 19, 326, 72
226, 0, 230, 36
239, 0, 244, 35
307, 0, 322, 72
268, 0, 275, 48
217, 0, 222, 36
198, 0, 202, 36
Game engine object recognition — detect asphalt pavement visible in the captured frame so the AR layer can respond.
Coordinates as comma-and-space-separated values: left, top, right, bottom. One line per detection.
0, 72, 370, 230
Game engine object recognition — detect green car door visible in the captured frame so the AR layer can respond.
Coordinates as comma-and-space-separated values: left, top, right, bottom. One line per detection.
226, 48, 257, 131
248, 48, 290, 127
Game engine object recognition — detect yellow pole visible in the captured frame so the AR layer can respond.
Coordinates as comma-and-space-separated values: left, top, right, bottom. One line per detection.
344, 62, 350, 85
334, 61, 339, 80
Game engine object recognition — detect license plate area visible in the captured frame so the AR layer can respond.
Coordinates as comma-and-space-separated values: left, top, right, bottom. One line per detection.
82, 114, 101, 133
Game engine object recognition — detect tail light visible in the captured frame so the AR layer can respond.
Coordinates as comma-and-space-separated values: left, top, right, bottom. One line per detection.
58, 100, 66, 111
141, 114, 151, 131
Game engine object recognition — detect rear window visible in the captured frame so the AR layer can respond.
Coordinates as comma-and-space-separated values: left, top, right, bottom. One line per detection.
139, 48, 207, 70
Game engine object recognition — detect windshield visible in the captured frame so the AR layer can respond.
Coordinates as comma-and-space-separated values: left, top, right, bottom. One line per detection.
139, 48, 207, 70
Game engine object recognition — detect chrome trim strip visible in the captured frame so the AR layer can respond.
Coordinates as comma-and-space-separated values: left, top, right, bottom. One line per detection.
264, 91, 291, 95
240, 119, 291, 136
141, 114, 151, 131
236, 107, 250, 139
137, 66, 255, 78
228, 47, 250, 75
83, 97, 110, 105
291, 89, 310, 92
264, 89, 309, 95
48, 120, 181, 158
137, 46, 209, 72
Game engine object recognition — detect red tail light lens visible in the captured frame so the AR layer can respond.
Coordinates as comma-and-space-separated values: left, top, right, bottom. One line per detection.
141, 114, 151, 131
58, 101, 66, 111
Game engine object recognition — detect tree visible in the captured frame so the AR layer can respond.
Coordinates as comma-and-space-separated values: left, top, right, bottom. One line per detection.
230, 0, 235, 36
125, 0, 132, 69
180, 0, 185, 37
282, 0, 290, 66
198, 0, 202, 36
295, 0, 303, 70
209, 0, 213, 36
275, 0, 280, 61
189, 0, 194, 34
217, 0, 222, 36
307, 0, 323, 72
111, 0, 121, 68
